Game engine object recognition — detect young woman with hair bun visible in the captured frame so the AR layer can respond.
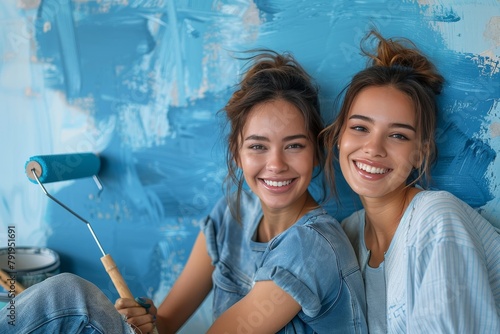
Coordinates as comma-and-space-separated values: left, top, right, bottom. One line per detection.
322, 30, 500, 333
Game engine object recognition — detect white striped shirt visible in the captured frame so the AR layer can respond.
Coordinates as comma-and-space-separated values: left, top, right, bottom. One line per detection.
342, 190, 500, 333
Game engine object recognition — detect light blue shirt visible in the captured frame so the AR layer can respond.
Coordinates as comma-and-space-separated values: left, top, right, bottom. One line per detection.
365, 262, 387, 334
202, 191, 367, 333
342, 190, 500, 333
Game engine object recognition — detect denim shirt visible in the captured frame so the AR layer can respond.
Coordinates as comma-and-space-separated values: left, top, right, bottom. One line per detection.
202, 192, 367, 333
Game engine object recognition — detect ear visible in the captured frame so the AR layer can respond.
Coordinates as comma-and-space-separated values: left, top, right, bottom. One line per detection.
336, 139, 341, 152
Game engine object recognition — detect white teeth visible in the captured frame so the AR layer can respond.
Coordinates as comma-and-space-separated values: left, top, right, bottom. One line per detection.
264, 179, 292, 187
356, 162, 388, 174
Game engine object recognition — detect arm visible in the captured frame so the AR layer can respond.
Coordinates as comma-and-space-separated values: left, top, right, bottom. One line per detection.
207, 280, 301, 334
156, 231, 215, 333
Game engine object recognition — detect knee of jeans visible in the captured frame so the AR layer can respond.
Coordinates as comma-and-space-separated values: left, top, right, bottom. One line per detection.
46, 273, 99, 295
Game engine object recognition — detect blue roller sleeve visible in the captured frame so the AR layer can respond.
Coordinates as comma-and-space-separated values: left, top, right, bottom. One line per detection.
25, 153, 101, 184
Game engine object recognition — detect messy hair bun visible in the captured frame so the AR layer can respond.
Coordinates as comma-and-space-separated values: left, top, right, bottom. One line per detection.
362, 30, 444, 95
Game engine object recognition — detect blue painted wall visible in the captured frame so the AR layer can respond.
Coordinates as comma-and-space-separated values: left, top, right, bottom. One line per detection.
1, 0, 499, 331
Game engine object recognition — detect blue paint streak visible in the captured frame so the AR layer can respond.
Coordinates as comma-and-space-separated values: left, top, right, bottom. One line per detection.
54, 0, 81, 97
36, 1, 155, 101
432, 122, 496, 207
426, 50, 499, 207
431, 8, 461, 22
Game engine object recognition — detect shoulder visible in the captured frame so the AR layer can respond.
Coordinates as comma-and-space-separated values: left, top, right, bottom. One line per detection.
268, 210, 334, 253
409, 190, 487, 223
405, 190, 497, 249
273, 209, 360, 272
284, 209, 344, 246
260, 211, 352, 293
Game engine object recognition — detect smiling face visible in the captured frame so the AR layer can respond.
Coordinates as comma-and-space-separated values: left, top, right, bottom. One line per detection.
338, 85, 421, 200
237, 99, 316, 212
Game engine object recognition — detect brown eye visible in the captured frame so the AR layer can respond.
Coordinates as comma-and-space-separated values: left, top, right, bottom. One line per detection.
286, 143, 304, 149
351, 126, 367, 132
390, 134, 409, 140
249, 144, 266, 150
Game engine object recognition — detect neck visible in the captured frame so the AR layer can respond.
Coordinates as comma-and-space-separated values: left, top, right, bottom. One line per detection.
258, 192, 317, 242
361, 186, 420, 267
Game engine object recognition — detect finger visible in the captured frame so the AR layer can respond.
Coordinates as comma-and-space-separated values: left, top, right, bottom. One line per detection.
133, 322, 156, 334
134, 297, 158, 317
119, 305, 149, 319
126, 313, 156, 333
115, 297, 139, 310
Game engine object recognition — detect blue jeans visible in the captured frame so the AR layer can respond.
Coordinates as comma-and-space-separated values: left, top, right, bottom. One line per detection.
0, 273, 134, 334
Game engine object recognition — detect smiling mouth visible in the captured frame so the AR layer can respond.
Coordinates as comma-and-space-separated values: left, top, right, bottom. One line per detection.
355, 161, 390, 174
262, 179, 294, 187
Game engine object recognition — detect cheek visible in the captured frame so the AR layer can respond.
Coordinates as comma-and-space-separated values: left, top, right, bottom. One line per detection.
338, 137, 355, 161
239, 156, 257, 170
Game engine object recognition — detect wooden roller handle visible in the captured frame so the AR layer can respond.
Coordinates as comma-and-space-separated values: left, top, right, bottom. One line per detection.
0, 268, 25, 294
100, 254, 134, 299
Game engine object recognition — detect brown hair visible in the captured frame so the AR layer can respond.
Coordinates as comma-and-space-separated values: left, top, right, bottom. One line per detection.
322, 30, 444, 198
221, 49, 324, 221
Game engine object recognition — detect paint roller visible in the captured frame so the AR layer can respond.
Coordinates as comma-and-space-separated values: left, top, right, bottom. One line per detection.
26, 154, 160, 333
24, 153, 134, 299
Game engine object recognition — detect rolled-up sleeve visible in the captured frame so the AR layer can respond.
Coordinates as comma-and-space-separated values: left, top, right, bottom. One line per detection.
253, 225, 341, 318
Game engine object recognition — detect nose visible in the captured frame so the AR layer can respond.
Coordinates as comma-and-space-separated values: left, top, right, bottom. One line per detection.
266, 150, 288, 173
363, 135, 387, 157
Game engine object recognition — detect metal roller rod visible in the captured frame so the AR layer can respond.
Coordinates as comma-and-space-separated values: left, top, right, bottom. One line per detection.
92, 175, 104, 194
31, 169, 107, 257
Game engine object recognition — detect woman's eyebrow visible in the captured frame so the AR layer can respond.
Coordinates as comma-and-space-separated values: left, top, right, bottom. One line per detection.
244, 134, 269, 141
283, 134, 308, 142
349, 114, 416, 132
244, 134, 308, 142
